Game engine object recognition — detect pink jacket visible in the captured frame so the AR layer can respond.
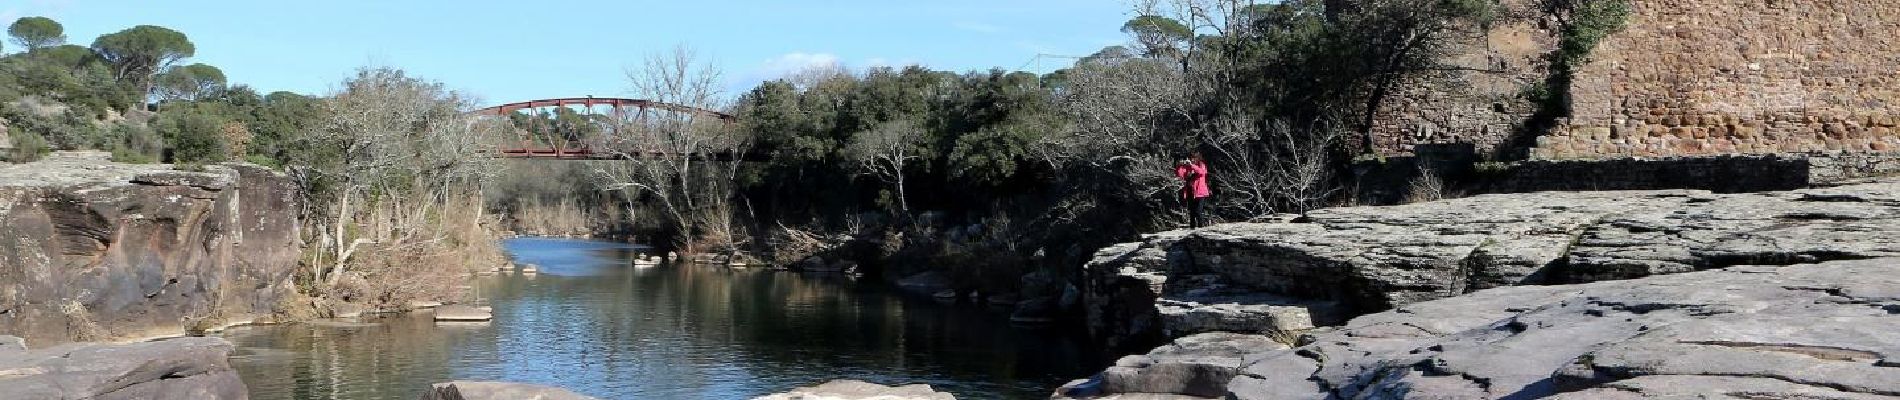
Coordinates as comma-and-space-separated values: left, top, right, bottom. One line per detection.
1176, 161, 1210, 199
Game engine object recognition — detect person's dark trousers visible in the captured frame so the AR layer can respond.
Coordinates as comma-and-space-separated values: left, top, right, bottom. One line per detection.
1188, 196, 1205, 228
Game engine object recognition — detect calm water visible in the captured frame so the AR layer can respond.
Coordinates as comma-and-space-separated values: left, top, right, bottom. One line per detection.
223, 238, 1104, 399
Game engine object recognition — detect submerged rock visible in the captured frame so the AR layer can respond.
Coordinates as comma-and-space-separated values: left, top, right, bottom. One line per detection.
417, 381, 597, 400
897, 271, 951, 296
754, 379, 956, 400
0, 337, 247, 400
432, 305, 492, 322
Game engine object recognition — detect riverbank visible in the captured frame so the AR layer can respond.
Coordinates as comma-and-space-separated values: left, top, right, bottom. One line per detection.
0, 151, 500, 346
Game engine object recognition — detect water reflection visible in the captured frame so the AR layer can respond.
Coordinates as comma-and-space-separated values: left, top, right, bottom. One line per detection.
225, 238, 1104, 399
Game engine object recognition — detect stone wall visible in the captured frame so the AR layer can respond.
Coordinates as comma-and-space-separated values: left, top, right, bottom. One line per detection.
1351, 143, 1900, 205
1366, 0, 1556, 158
0, 152, 303, 345
1368, 0, 1900, 161
1538, 0, 1900, 159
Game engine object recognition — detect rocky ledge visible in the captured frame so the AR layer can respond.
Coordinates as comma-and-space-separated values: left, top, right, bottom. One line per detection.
1084, 179, 1900, 349
1061, 258, 1899, 399
755, 379, 958, 400
0, 151, 303, 345
0, 336, 247, 399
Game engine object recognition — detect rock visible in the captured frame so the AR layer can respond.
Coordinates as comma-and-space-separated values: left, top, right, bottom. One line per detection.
0, 153, 302, 345
985, 293, 1020, 307
1211, 258, 1900, 399
417, 381, 597, 400
331, 302, 367, 319
897, 271, 951, 296
1011, 296, 1058, 324
1156, 293, 1342, 339
754, 379, 956, 400
932, 290, 961, 301
0, 335, 25, 352
433, 305, 492, 322
1083, 180, 1900, 349
1056, 333, 1289, 399
407, 300, 445, 309
0, 337, 247, 399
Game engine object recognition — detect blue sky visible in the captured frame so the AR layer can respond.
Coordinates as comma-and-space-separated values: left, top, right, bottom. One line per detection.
2, 0, 1133, 105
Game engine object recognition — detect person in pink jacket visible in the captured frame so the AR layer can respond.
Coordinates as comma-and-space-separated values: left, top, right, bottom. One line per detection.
1175, 151, 1211, 228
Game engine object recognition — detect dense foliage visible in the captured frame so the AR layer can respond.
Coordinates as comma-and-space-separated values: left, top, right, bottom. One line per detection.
0, 17, 321, 165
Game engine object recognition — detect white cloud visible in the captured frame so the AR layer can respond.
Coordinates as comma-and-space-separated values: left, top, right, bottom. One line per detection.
952, 21, 1005, 34
756, 52, 843, 78
863, 57, 921, 69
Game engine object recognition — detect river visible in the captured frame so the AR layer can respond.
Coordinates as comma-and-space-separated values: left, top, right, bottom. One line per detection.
221, 237, 1105, 399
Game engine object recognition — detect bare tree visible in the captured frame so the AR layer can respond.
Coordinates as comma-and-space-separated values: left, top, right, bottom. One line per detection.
297, 67, 504, 289
591, 45, 746, 252
848, 119, 925, 215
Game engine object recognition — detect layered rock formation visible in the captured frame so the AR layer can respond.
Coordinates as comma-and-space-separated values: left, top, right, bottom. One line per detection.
1066, 258, 1899, 399
1070, 179, 1900, 399
1085, 179, 1900, 349
0, 336, 248, 399
0, 152, 303, 345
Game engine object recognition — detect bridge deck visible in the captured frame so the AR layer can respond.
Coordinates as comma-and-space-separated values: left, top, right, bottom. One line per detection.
490, 148, 763, 161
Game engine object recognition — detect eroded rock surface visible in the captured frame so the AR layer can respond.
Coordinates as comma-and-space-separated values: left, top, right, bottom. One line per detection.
1085, 180, 1900, 348
0, 152, 302, 345
1074, 259, 1899, 399
755, 379, 957, 400
1056, 333, 1290, 399
0, 337, 247, 400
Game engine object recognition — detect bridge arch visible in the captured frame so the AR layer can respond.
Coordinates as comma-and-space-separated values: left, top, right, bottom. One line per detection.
477, 97, 745, 160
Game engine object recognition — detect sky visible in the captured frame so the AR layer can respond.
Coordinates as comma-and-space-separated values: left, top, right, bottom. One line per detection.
1, 0, 1135, 105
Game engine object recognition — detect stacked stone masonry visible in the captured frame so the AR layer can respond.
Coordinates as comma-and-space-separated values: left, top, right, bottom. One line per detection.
1369, 0, 1900, 160
1544, 0, 1900, 159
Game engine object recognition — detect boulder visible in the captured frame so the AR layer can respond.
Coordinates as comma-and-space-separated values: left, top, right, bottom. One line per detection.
0, 337, 247, 400
0, 334, 24, 352
896, 271, 951, 296
754, 379, 956, 400
1056, 333, 1289, 399
416, 381, 597, 400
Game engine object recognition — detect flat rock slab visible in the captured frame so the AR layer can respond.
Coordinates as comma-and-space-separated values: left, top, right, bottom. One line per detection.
755, 379, 957, 400
1217, 258, 1900, 399
418, 381, 597, 400
433, 306, 493, 322
1084, 179, 1900, 349
0, 337, 246, 400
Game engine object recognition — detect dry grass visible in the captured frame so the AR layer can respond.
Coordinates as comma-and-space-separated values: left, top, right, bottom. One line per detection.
325, 195, 504, 308
1404, 165, 1449, 204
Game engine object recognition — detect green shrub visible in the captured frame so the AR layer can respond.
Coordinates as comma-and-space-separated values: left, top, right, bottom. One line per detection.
243, 153, 281, 168
110, 146, 157, 164
6, 130, 50, 162
155, 109, 229, 163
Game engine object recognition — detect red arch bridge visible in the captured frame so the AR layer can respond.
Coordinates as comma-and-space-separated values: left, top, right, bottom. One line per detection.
474, 97, 760, 161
